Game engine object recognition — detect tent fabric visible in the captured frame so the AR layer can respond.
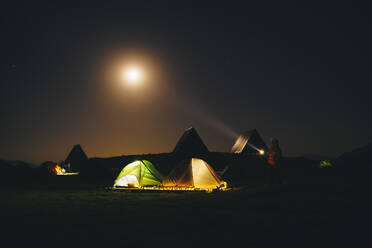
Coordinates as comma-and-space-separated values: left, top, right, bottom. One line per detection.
64, 144, 88, 170
163, 158, 226, 189
231, 129, 268, 154
172, 127, 209, 157
114, 160, 164, 187
115, 174, 140, 187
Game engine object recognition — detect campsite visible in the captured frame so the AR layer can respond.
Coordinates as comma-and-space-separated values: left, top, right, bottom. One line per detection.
1, 168, 370, 247
2, 2, 372, 247
1, 127, 371, 246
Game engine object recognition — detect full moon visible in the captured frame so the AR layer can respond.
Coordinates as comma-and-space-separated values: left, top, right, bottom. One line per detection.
123, 67, 143, 85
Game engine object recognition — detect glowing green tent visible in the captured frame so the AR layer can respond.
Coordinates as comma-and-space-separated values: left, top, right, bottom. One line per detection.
114, 160, 164, 188
320, 160, 332, 168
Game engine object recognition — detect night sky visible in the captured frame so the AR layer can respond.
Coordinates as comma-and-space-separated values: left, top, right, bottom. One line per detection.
1, 1, 371, 164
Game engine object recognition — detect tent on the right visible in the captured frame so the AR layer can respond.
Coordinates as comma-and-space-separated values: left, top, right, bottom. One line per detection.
231, 129, 268, 155
162, 158, 227, 191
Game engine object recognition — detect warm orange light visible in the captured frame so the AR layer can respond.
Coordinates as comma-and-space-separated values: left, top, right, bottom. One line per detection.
53, 165, 65, 175
259, 150, 265, 155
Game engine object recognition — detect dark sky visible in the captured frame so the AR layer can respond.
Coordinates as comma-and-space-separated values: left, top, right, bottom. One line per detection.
1, 1, 371, 164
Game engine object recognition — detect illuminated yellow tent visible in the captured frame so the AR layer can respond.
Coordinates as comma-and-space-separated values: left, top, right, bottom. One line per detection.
162, 158, 227, 190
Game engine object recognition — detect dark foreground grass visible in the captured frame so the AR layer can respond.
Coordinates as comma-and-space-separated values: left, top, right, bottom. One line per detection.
0, 174, 371, 248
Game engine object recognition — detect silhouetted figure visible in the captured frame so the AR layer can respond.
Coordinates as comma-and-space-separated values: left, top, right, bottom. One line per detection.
266, 137, 282, 185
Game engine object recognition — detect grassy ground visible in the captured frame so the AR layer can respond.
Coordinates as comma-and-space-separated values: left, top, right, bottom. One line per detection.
0, 171, 370, 247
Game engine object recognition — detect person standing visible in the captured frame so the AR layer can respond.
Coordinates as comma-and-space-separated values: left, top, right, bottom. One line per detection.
266, 137, 282, 185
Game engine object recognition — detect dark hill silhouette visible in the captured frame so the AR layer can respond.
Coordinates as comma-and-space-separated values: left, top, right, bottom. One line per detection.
335, 141, 372, 169
172, 127, 209, 158
0, 159, 37, 169
39, 161, 57, 168
301, 154, 335, 161
0, 159, 41, 187
0, 159, 17, 171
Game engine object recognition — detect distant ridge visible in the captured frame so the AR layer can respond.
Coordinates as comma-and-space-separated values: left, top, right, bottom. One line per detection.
0, 159, 37, 169
336, 141, 372, 168
301, 154, 335, 161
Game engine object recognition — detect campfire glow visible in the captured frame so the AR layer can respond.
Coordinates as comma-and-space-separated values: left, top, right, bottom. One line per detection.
53, 165, 65, 175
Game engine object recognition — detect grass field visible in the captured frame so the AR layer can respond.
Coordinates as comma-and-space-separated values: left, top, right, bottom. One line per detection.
0, 171, 370, 247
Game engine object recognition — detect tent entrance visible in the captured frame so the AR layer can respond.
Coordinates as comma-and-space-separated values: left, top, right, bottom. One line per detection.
115, 174, 140, 187
113, 160, 164, 188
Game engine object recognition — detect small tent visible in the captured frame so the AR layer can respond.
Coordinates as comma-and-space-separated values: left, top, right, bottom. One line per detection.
162, 158, 227, 190
231, 129, 268, 154
173, 127, 209, 157
114, 160, 164, 188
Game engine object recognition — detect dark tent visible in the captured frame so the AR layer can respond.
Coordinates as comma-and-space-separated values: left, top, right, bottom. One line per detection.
231, 129, 268, 154
173, 127, 209, 158
64, 144, 88, 171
